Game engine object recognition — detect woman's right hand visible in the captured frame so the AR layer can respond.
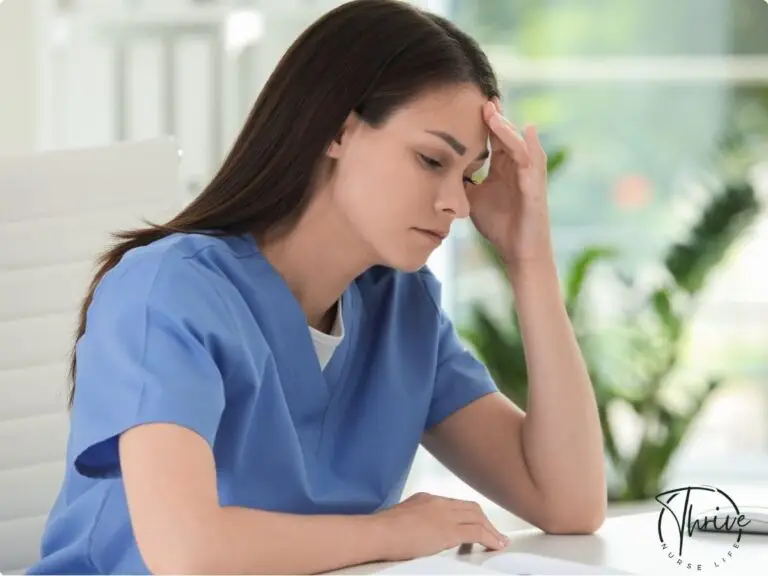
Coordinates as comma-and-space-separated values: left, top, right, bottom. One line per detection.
372, 492, 510, 561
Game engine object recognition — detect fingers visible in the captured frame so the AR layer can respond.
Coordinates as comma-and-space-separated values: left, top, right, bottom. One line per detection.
444, 498, 509, 549
488, 115, 530, 167
483, 101, 506, 155
455, 511, 507, 548
485, 99, 546, 171
454, 511, 508, 548
393, 493, 510, 558
452, 523, 508, 552
483, 100, 528, 166
522, 124, 547, 166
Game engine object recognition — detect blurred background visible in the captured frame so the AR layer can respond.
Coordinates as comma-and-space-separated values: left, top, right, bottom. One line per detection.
1, 0, 768, 549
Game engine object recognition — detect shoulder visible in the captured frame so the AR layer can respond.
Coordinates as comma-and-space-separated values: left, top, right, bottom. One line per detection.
79, 232, 268, 384
110, 231, 256, 283
89, 232, 258, 332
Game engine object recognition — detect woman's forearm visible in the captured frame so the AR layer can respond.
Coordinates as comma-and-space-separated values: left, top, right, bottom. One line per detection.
175, 506, 388, 575
507, 257, 607, 531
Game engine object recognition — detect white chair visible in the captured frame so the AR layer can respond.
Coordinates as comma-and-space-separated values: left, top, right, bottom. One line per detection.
0, 137, 184, 574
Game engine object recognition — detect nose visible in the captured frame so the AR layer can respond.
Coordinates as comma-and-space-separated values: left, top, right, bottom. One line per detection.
434, 180, 471, 220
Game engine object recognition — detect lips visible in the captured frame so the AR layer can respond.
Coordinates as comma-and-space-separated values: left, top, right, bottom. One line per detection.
416, 228, 447, 242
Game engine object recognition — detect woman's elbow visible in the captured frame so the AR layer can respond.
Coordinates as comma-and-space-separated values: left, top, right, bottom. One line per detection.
542, 513, 605, 535
539, 501, 607, 535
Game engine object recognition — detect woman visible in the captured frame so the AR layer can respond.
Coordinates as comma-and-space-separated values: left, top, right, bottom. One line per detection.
29, 1, 606, 574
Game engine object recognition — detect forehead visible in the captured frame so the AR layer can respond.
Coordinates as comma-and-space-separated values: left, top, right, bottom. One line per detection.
387, 85, 490, 152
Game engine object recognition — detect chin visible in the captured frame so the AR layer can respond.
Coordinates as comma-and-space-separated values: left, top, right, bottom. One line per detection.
380, 249, 431, 273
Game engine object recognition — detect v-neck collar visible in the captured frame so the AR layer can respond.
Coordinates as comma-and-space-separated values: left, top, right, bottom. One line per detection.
238, 233, 358, 432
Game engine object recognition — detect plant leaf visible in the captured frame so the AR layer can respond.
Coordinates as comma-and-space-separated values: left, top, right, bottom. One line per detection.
564, 245, 617, 316
547, 147, 568, 175
459, 303, 529, 408
650, 287, 681, 342
665, 181, 760, 294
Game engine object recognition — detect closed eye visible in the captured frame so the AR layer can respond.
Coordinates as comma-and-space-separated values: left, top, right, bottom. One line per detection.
418, 153, 478, 185
418, 153, 442, 170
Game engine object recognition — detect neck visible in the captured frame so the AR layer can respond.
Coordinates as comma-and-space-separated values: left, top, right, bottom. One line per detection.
256, 192, 375, 332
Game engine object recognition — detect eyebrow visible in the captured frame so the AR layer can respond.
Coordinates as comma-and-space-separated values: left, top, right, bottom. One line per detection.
425, 130, 489, 161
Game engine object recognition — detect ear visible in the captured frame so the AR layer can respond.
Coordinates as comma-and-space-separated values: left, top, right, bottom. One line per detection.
326, 128, 344, 159
326, 111, 361, 159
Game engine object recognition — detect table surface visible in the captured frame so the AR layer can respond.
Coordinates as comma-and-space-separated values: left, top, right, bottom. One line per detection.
332, 485, 768, 575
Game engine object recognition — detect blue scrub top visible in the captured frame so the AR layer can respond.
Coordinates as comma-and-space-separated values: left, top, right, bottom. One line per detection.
28, 232, 498, 574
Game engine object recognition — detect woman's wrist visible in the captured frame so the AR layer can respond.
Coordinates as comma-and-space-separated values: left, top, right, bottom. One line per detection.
365, 510, 399, 562
504, 255, 560, 296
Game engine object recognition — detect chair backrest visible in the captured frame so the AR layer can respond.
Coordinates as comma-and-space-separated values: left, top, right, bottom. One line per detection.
0, 137, 184, 574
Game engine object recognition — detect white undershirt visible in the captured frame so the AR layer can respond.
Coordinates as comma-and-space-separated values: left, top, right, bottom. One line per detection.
308, 297, 344, 370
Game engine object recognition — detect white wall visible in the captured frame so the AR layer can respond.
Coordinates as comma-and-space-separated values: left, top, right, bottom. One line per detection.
0, 0, 41, 156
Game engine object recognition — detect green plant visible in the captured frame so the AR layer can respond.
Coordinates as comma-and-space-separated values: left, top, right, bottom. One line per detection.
460, 155, 761, 502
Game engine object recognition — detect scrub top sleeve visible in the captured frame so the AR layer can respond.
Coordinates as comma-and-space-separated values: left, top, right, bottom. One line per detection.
418, 269, 499, 431
69, 254, 235, 479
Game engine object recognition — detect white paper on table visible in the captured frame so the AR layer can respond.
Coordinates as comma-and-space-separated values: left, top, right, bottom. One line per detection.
374, 555, 499, 574
375, 551, 633, 575
482, 552, 632, 574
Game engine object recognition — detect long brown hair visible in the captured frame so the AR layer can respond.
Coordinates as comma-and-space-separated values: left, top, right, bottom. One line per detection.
67, 0, 500, 408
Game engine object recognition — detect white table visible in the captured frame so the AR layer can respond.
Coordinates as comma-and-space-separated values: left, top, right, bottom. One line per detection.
333, 485, 768, 575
